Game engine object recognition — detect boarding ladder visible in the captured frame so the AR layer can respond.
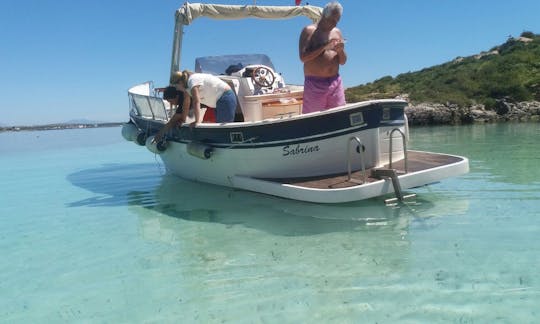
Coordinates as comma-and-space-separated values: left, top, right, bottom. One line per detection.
347, 136, 367, 184
371, 128, 416, 204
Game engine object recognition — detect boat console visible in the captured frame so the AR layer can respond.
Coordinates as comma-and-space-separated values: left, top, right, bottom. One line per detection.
196, 54, 304, 122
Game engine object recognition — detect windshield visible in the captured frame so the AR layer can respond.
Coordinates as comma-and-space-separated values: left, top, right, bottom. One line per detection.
194, 54, 275, 75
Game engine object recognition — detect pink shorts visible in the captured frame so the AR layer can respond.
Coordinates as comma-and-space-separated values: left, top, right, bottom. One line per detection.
302, 75, 346, 113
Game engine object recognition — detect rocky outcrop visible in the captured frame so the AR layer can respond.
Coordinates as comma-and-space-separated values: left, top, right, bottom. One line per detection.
405, 100, 540, 125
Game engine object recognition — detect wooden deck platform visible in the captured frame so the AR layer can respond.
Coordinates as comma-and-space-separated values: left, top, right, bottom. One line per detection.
262, 151, 464, 189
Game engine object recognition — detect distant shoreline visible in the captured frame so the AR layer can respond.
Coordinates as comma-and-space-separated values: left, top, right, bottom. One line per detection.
0, 122, 124, 133
3, 99, 539, 132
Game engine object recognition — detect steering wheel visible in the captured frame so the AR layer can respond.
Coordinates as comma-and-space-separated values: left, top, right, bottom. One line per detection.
251, 66, 275, 88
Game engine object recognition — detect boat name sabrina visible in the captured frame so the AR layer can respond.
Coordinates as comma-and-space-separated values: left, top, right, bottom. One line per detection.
282, 144, 320, 156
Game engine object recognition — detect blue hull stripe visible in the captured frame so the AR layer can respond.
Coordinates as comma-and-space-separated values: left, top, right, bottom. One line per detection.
131, 101, 406, 149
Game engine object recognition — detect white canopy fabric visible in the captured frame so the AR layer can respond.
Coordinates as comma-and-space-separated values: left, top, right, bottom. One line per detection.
170, 3, 323, 74
176, 3, 322, 25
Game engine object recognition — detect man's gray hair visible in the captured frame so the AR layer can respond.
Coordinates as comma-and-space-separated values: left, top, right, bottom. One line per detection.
322, 2, 343, 18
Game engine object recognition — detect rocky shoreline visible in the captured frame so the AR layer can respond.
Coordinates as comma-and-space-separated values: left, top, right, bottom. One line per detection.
405, 100, 540, 125
2, 100, 539, 131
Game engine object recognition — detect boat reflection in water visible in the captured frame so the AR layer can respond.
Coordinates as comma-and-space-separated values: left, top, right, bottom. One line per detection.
66, 162, 469, 238
130, 171, 467, 235
67, 162, 470, 315
129, 175, 468, 294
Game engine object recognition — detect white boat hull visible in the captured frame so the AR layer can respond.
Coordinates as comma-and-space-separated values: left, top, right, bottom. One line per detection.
123, 95, 469, 203
158, 124, 405, 186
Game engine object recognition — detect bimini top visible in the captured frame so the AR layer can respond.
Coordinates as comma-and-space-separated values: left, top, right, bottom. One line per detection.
170, 2, 323, 73
176, 3, 322, 25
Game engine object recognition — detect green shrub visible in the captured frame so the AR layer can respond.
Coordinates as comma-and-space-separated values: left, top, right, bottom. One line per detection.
345, 32, 540, 106
520, 31, 535, 38
482, 98, 497, 110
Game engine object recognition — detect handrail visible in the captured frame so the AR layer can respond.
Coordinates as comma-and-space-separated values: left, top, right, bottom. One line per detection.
389, 128, 408, 172
347, 136, 367, 183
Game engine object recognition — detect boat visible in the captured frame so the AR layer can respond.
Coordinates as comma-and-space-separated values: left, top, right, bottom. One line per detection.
121, 2, 469, 204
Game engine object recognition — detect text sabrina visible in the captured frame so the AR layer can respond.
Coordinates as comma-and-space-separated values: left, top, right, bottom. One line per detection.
282, 144, 320, 156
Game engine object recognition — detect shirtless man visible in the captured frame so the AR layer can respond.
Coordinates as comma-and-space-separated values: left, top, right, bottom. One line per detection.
299, 2, 347, 113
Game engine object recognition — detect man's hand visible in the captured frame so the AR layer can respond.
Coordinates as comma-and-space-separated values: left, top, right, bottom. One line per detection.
326, 38, 345, 51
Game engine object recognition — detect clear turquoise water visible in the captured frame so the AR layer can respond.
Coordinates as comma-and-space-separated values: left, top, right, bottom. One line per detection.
1, 124, 539, 323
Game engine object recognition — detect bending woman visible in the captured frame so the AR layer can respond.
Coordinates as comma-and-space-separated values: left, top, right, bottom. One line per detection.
153, 86, 186, 143
171, 70, 237, 126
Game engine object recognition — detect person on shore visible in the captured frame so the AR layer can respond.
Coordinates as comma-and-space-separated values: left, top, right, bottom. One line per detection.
170, 70, 237, 126
299, 1, 347, 113
153, 86, 186, 143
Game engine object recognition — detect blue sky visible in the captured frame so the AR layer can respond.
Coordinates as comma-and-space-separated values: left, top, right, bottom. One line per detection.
1, 0, 539, 126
